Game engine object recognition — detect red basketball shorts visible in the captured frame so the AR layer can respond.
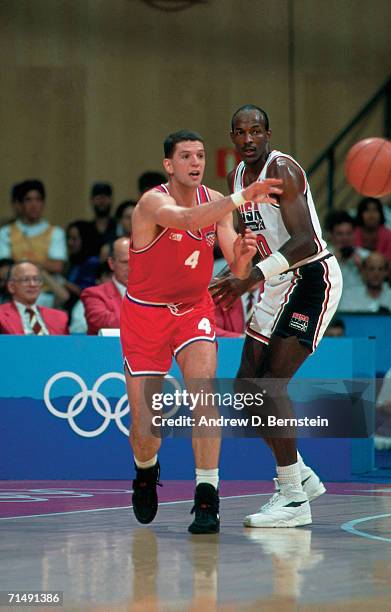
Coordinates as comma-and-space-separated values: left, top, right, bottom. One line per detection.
120, 292, 216, 376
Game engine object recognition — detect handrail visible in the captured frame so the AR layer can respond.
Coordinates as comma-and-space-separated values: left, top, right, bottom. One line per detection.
307, 76, 391, 177
307, 76, 391, 210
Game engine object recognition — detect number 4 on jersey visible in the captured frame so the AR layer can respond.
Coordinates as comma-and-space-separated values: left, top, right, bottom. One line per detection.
198, 317, 211, 335
184, 250, 200, 269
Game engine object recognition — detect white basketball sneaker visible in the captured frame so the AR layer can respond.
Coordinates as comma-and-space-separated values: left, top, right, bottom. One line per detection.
243, 481, 312, 528
274, 470, 326, 502
300, 469, 326, 501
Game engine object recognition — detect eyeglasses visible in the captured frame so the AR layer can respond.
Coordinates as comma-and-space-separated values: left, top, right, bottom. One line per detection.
11, 276, 43, 285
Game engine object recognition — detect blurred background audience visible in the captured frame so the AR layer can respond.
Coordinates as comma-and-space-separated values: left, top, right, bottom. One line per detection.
338, 252, 391, 313
354, 197, 391, 260
0, 180, 67, 307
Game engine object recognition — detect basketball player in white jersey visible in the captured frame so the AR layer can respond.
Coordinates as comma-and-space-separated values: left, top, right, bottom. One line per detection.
211, 105, 343, 527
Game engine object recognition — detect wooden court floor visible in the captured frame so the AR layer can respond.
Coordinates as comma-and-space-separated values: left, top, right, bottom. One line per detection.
0, 480, 391, 611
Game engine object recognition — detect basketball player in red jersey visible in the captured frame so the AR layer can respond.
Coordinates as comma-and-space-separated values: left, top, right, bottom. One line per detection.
211, 106, 343, 528
120, 129, 283, 533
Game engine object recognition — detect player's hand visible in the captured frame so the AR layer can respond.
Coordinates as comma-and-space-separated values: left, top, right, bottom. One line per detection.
233, 229, 258, 272
209, 274, 255, 310
242, 178, 283, 205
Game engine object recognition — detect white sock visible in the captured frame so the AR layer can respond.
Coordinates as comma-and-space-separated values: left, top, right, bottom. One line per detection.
134, 455, 157, 469
196, 468, 219, 490
276, 461, 302, 489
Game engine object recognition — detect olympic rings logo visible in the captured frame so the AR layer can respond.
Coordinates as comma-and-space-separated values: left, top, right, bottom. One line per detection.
43, 371, 182, 438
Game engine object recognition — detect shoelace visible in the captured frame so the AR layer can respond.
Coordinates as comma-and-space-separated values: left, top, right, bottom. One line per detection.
133, 475, 163, 492
257, 492, 281, 513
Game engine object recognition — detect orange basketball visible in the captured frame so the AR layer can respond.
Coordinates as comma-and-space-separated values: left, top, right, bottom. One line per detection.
344, 137, 391, 197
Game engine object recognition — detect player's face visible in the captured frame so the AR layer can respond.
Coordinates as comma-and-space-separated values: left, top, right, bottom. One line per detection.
230, 110, 271, 165
164, 141, 205, 187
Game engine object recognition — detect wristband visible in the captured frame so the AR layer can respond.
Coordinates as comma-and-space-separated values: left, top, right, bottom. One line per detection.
256, 251, 289, 280
231, 190, 246, 208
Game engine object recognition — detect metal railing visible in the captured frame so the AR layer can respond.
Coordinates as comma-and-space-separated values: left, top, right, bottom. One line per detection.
307, 76, 391, 213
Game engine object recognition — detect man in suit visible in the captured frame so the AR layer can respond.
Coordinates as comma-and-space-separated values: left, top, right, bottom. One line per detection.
0, 261, 69, 335
81, 237, 129, 335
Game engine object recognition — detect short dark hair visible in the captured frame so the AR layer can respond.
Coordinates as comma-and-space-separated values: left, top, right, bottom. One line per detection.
231, 105, 270, 132
138, 172, 166, 194
18, 180, 45, 202
163, 129, 204, 158
10, 182, 22, 203
355, 197, 385, 227
91, 182, 113, 198
325, 210, 355, 233
115, 200, 136, 220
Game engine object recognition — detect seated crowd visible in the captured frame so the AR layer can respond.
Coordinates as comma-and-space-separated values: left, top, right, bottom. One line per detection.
0, 177, 390, 337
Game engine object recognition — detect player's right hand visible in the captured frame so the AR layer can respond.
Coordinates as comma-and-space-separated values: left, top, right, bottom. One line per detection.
243, 179, 283, 205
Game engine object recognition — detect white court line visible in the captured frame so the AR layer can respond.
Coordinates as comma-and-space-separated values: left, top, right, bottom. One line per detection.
340, 513, 391, 543
0, 492, 270, 521
1, 491, 390, 541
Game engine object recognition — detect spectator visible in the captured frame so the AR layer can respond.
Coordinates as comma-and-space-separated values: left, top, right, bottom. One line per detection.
0, 180, 67, 274
87, 182, 117, 255
0, 261, 68, 335
326, 210, 369, 290
99, 200, 136, 261
69, 261, 112, 334
115, 200, 136, 237
324, 317, 345, 337
215, 284, 262, 337
81, 237, 129, 335
338, 252, 391, 312
354, 197, 391, 260
0, 258, 14, 304
0, 180, 67, 307
138, 171, 166, 195
64, 220, 100, 307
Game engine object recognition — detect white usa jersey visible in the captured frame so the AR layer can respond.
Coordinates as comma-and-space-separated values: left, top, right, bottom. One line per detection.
233, 150, 329, 268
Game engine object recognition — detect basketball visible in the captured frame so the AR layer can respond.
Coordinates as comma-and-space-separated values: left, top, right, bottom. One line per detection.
344, 137, 391, 197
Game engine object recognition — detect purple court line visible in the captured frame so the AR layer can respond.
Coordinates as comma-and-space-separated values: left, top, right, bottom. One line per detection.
0, 480, 390, 519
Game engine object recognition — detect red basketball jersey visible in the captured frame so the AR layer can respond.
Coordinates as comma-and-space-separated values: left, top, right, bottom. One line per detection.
126, 184, 216, 305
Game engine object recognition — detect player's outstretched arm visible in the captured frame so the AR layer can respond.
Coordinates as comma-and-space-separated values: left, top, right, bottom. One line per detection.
139, 179, 283, 232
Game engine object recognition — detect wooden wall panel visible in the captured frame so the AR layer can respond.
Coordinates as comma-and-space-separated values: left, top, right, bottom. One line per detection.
0, 0, 389, 225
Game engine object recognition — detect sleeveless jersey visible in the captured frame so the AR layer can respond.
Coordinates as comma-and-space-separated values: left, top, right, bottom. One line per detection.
126, 184, 216, 305
233, 150, 328, 268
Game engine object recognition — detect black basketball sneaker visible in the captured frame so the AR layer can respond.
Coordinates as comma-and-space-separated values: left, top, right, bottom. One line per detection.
132, 461, 161, 524
188, 483, 220, 534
